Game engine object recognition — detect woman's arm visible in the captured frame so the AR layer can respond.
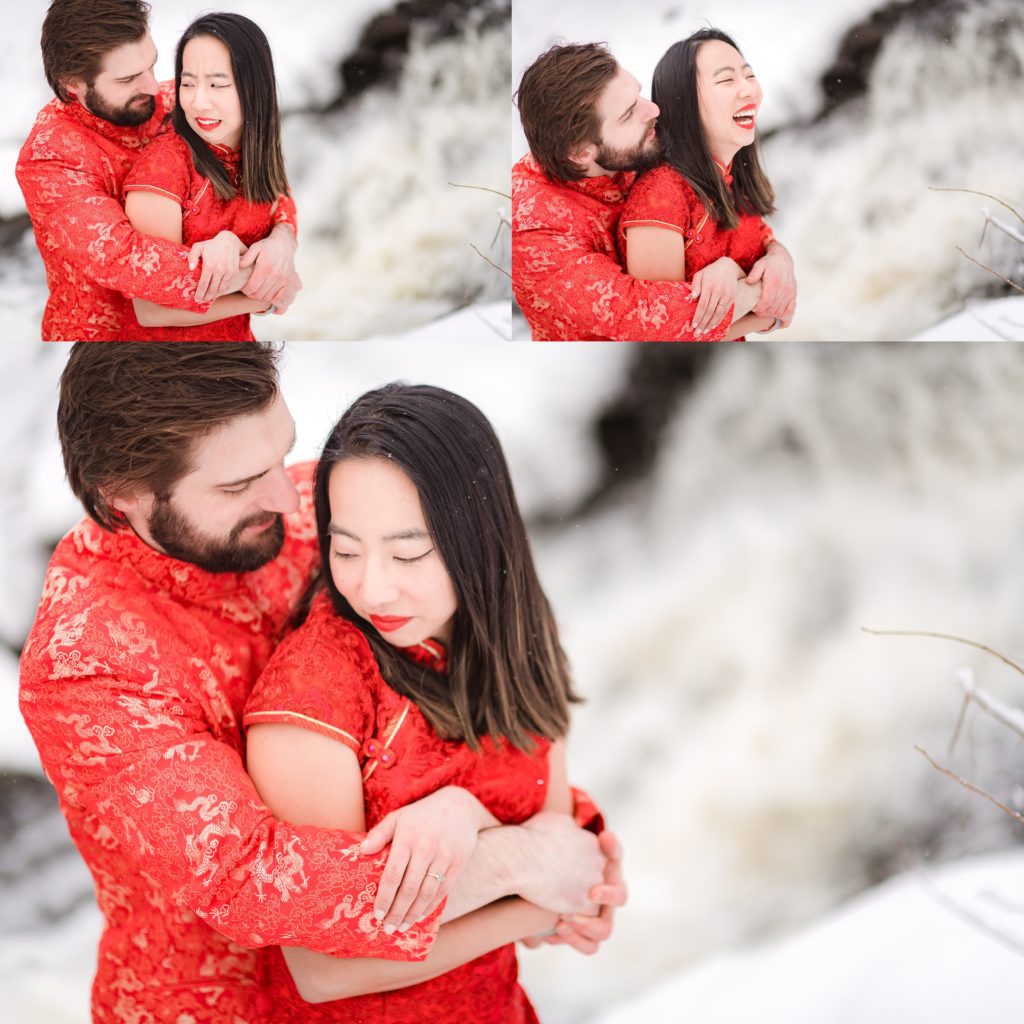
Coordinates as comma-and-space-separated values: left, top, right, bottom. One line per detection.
124, 190, 265, 325
284, 897, 556, 1003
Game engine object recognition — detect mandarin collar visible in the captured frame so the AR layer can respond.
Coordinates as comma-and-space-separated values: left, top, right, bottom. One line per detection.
61, 92, 171, 151
526, 153, 634, 204
714, 158, 734, 187
76, 519, 255, 606
401, 637, 448, 674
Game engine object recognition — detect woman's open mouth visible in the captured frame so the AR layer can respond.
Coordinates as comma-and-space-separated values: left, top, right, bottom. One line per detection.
733, 106, 757, 130
194, 117, 222, 133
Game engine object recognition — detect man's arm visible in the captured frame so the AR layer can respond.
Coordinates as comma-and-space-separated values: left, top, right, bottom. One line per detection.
15, 136, 218, 312
18, 651, 438, 962
512, 174, 731, 342
746, 238, 797, 324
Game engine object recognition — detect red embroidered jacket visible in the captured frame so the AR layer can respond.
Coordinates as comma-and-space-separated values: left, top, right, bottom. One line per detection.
18, 465, 438, 1024
16, 82, 297, 341
511, 153, 731, 342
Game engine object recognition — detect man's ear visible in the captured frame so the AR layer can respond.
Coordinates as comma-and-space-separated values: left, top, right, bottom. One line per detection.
106, 489, 146, 518
568, 141, 598, 175
61, 77, 88, 103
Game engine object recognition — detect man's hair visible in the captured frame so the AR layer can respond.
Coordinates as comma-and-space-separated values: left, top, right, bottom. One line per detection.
314, 382, 581, 752
516, 43, 619, 182
172, 14, 289, 205
58, 343, 281, 531
653, 28, 775, 230
42, 0, 152, 103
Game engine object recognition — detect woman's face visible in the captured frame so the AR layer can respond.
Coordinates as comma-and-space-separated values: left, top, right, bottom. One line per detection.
695, 39, 763, 164
327, 457, 458, 648
179, 35, 243, 149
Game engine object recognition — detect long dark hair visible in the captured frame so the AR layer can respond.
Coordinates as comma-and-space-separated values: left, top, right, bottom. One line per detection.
171, 12, 288, 204
652, 28, 775, 230
313, 383, 580, 752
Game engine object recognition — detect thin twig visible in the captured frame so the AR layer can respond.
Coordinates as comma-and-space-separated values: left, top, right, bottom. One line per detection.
470, 244, 511, 278
915, 744, 1024, 827
929, 186, 1024, 227
861, 627, 1024, 678
916, 866, 1024, 956
948, 689, 971, 758
448, 181, 511, 200
956, 247, 1024, 296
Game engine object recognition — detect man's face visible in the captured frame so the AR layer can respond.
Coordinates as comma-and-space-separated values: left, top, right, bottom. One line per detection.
578, 67, 662, 177
66, 32, 160, 127
116, 393, 301, 574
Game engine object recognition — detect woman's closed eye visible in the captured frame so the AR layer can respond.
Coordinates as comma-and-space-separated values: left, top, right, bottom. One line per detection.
395, 549, 434, 565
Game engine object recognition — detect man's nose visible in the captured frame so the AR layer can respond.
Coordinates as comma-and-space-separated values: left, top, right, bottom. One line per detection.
139, 70, 160, 96
259, 466, 300, 516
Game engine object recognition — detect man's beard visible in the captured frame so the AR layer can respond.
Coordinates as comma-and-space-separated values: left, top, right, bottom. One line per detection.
594, 126, 664, 174
147, 496, 286, 574
83, 83, 156, 127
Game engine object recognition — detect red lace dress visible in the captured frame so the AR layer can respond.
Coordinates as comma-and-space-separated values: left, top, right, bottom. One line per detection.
512, 152, 732, 341
121, 132, 287, 341
244, 592, 552, 1023
19, 465, 440, 1024
618, 162, 774, 339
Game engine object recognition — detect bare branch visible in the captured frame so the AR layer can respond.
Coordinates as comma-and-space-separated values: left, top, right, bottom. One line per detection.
861, 627, 1024, 679
957, 676, 1024, 741
915, 744, 1024, 827
470, 244, 511, 278
929, 186, 1024, 226
448, 181, 511, 200
916, 866, 1024, 956
956, 247, 1024, 296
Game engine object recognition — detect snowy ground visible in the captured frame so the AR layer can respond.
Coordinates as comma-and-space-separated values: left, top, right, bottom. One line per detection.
4, 342, 1024, 1022
512, 0, 1024, 341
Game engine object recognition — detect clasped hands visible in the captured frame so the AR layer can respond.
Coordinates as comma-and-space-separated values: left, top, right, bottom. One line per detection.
358, 787, 627, 956
187, 227, 302, 312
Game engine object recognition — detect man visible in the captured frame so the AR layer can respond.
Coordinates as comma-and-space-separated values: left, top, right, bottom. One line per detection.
17, 0, 300, 340
20, 344, 623, 1023
512, 43, 797, 341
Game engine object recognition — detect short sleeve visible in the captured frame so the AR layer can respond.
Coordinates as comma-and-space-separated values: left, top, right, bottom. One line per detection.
123, 133, 191, 206
244, 592, 376, 752
618, 164, 694, 238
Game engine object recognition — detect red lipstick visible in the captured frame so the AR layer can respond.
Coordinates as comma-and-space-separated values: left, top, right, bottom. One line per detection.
370, 615, 412, 633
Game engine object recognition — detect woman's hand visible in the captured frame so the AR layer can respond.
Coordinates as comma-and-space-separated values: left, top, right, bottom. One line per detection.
689, 257, 742, 335
188, 230, 246, 302
360, 786, 499, 934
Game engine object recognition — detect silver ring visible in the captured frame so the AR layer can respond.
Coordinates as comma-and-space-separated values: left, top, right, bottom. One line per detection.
426, 870, 446, 883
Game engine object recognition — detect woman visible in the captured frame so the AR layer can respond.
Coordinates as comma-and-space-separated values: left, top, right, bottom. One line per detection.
242, 384, 610, 1021
620, 28, 789, 340
122, 13, 294, 340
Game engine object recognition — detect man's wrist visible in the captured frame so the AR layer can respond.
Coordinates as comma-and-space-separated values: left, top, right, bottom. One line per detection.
473, 825, 528, 900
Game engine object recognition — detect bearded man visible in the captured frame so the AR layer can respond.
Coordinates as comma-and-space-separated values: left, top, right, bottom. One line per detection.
16, 0, 299, 340
512, 42, 796, 341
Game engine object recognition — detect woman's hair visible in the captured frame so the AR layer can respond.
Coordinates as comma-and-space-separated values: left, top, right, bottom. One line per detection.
58, 342, 281, 530
171, 12, 288, 204
652, 28, 775, 230
42, 0, 151, 102
516, 42, 619, 182
314, 383, 580, 752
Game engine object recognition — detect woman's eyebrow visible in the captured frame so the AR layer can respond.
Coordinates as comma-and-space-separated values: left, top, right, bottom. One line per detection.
713, 63, 751, 75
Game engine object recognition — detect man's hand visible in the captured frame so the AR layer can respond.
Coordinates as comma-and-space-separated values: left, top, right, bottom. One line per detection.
241, 225, 298, 304
268, 271, 303, 315
516, 812, 607, 917
521, 830, 626, 955
360, 786, 498, 935
189, 231, 246, 303
747, 242, 796, 321
689, 257, 741, 335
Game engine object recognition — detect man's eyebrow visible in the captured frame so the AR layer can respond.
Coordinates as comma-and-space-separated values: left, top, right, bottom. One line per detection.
215, 430, 297, 489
